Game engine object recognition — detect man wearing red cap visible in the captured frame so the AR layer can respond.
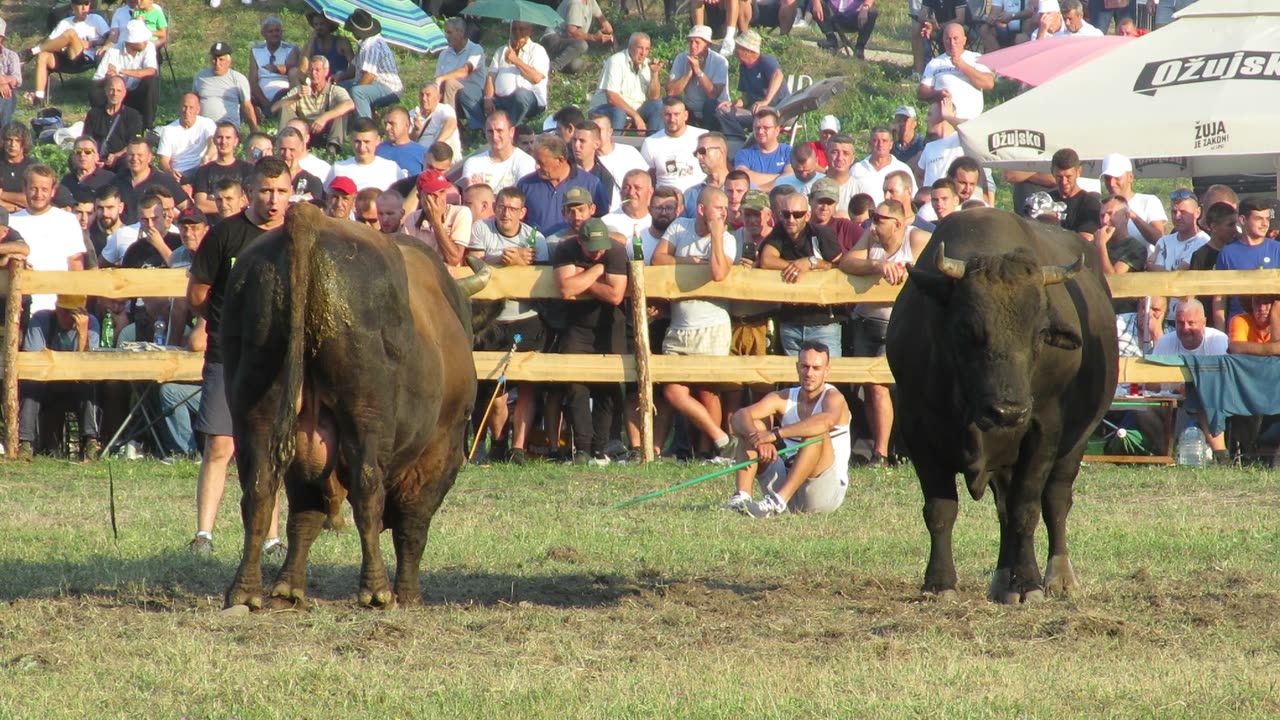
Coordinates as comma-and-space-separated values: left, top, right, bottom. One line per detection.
324, 175, 357, 219
403, 169, 471, 269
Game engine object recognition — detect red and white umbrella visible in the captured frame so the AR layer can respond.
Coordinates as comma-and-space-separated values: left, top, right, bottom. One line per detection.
980, 35, 1133, 87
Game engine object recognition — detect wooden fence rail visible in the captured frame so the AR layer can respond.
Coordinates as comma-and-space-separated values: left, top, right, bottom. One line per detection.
3, 263, 1263, 458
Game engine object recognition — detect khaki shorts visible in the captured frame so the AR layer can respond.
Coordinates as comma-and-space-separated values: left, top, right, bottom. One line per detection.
663, 323, 731, 356
758, 457, 848, 514
732, 318, 769, 357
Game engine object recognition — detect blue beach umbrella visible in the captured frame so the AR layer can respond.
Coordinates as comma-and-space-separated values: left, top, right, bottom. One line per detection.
305, 0, 448, 54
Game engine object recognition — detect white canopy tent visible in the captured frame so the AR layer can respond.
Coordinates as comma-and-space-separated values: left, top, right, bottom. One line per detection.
957, 0, 1280, 188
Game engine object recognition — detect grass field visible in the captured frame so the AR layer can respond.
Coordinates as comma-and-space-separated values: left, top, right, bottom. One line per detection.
1, 457, 1278, 718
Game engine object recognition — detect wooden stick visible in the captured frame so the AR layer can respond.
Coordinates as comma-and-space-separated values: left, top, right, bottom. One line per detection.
3, 260, 23, 457
628, 260, 654, 463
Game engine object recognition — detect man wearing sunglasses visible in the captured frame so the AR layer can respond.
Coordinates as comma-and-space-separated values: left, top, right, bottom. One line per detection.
760, 191, 843, 356
681, 133, 730, 219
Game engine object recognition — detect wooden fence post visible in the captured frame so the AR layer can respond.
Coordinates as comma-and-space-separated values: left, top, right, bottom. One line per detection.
3, 259, 23, 458
629, 261, 654, 462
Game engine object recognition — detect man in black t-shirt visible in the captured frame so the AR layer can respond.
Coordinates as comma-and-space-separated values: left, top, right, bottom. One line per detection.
60, 137, 117, 199
185, 156, 292, 558
84, 76, 144, 170
1191, 201, 1240, 329
759, 192, 844, 356
553, 214, 629, 465
113, 138, 190, 225
1048, 148, 1101, 242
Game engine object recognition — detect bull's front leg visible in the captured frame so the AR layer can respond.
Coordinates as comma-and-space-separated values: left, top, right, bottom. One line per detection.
225, 437, 280, 610
1041, 453, 1082, 596
992, 464, 1049, 605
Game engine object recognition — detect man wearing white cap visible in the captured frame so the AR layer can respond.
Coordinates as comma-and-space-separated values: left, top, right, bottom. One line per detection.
668, 26, 730, 130
916, 22, 993, 123
1101, 153, 1167, 244
890, 105, 923, 168
90, 19, 159, 128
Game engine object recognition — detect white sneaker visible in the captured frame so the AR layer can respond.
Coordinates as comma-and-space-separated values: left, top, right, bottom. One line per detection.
723, 492, 751, 513
745, 493, 787, 518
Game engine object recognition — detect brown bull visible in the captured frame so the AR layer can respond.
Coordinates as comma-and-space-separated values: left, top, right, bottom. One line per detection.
221, 202, 489, 609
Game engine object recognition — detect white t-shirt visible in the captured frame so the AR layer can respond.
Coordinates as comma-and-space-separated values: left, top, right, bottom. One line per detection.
918, 134, 965, 187
50, 14, 111, 60
329, 156, 403, 191
850, 155, 918, 204
10, 208, 88, 313
157, 116, 217, 174
102, 223, 142, 266
921, 50, 991, 121
249, 42, 297, 98
1152, 328, 1228, 357
1151, 230, 1209, 272
460, 148, 537, 193
299, 153, 332, 183
489, 40, 550, 108
411, 103, 462, 160
602, 211, 651, 241
641, 128, 708, 194
660, 217, 737, 329
597, 143, 648, 206
590, 50, 652, 110
1123, 192, 1169, 242
435, 40, 487, 99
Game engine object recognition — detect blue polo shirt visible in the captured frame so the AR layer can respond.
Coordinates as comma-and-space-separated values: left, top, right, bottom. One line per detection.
735, 143, 792, 177
375, 141, 425, 177
738, 54, 786, 106
1215, 237, 1280, 318
515, 168, 609, 237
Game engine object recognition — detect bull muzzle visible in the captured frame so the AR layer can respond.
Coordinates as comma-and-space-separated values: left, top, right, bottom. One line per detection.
455, 256, 492, 297
976, 401, 1031, 431
935, 242, 1084, 286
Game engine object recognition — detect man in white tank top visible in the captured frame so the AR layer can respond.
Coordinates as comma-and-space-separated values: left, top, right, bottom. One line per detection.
725, 341, 853, 517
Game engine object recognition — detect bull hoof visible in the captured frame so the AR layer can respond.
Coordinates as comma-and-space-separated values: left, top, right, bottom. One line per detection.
271, 581, 307, 604
919, 586, 959, 602
358, 589, 397, 608
1043, 556, 1079, 597
1021, 588, 1045, 603
987, 568, 1014, 604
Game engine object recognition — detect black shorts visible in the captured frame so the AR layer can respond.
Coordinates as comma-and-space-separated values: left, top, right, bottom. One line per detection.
850, 315, 889, 358
54, 51, 98, 73
752, 0, 782, 27
194, 361, 233, 437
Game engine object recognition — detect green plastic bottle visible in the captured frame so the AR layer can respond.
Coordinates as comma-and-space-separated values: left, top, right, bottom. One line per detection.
632, 225, 644, 262
100, 312, 115, 349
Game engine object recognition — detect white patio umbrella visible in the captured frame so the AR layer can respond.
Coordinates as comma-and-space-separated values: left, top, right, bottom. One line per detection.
957, 0, 1280, 186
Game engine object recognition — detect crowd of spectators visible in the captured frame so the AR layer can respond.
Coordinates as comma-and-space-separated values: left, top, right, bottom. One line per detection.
3, 0, 1268, 519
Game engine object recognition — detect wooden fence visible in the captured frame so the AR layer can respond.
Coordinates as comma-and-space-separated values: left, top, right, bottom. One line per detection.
5, 262, 1278, 459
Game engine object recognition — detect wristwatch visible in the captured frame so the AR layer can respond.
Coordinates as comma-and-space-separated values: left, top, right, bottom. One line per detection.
808, 256, 818, 269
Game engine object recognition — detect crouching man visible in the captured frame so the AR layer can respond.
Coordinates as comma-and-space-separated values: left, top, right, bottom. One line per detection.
725, 341, 851, 517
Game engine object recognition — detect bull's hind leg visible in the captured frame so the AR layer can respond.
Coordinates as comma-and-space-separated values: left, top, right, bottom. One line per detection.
1041, 454, 1082, 596
225, 432, 281, 610
345, 439, 393, 608
387, 452, 461, 605
269, 466, 332, 608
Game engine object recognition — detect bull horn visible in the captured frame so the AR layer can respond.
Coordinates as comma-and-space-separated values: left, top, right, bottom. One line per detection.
1042, 254, 1084, 286
935, 242, 967, 280
456, 255, 492, 297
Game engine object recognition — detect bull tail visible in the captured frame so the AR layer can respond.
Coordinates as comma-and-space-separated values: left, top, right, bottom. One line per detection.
271, 204, 321, 472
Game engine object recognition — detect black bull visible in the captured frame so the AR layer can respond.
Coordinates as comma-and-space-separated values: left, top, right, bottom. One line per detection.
886, 209, 1118, 604
220, 202, 490, 609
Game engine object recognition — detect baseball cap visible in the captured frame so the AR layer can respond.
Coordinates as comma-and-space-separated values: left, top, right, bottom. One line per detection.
329, 176, 357, 196
416, 169, 452, 194
1038, 0, 1061, 12
580, 218, 612, 251
894, 105, 917, 119
125, 19, 150, 44
687, 25, 713, 42
210, 41, 232, 57
809, 178, 839, 203
562, 186, 594, 208
819, 115, 840, 133
176, 207, 208, 225
741, 190, 769, 212
1100, 152, 1133, 178
736, 30, 762, 54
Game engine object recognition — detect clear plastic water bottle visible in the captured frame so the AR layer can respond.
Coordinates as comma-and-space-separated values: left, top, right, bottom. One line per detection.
1176, 423, 1206, 467
153, 317, 168, 346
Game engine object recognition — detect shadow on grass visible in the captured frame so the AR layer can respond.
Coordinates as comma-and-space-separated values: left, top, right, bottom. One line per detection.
0, 554, 779, 610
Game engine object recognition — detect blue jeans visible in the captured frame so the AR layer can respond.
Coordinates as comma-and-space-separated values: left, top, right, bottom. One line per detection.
591, 100, 664, 135
157, 382, 201, 456
0, 92, 15, 130
779, 322, 843, 358
1088, 0, 1135, 33
343, 81, 400, 119
493, 89, 544, 128
457, 86, 484, 129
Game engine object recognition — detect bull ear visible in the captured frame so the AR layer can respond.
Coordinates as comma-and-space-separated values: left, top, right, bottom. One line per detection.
906, 266, 952, 304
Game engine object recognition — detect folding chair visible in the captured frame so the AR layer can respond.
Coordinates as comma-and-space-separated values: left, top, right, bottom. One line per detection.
781, 74, 813, 146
